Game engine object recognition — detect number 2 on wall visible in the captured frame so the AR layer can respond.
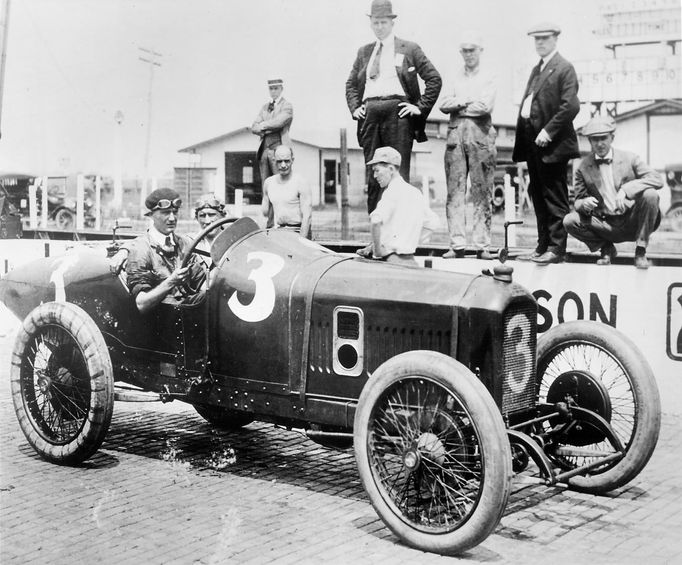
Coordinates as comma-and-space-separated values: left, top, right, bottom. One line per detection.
228, 251, 284, 323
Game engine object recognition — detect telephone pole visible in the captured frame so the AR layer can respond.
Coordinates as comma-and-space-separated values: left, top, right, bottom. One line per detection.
138, 47, 162, 178
0, 0, 11, 140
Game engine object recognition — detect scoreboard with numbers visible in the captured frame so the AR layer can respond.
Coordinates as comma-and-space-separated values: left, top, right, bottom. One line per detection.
575, 55, 681, 103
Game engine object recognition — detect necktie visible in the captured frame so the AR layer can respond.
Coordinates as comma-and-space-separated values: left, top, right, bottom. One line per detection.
596, 158, 612, 165
267, 101, 275, 112
369, 42, 383, 79
165, 236, 172, 247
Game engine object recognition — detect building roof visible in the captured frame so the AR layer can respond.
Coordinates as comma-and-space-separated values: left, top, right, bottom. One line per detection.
178, 126, 366, 153
614, 99, 682, 122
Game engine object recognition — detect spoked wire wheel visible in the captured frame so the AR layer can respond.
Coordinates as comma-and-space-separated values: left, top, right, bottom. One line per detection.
11, 302, 114, 464
537, 321, 660, 493
354, 351, 511, 555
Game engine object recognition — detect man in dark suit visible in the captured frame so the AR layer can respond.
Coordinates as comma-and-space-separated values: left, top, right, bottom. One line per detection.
564, 116, 662, 269
345, 0, 441, 214
512, 23, 580, 264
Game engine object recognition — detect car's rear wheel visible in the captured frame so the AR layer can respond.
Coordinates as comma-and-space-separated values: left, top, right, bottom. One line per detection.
354, 350, 512, 555
193, 404, 254, 430
10, 302, 114, 464
537, 321, 660, 493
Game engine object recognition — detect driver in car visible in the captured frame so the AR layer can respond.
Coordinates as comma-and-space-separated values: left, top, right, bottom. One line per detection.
125, 188, 206, 313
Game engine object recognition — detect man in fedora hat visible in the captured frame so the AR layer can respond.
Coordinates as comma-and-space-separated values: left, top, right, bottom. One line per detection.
563, 115, 662, 269
440, 31, 497, 260
512, 22, 580, 265
360, 146, 440, 267
125, 188, 206, 313
252, 78, 294, 227
346, 0, 441, 215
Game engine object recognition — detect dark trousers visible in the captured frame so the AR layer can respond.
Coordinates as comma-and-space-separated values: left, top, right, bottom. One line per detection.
258, 144, 276, 228
360, 98, 413, 213
564, 189, 661, 251
523, 132, 570, 254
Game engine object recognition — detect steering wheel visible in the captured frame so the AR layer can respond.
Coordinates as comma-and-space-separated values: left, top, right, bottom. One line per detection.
177, 217, 239, 295
181, 217, 239, 270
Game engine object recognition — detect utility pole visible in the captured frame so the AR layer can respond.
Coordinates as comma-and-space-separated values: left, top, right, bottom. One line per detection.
0, 0, 11, 139
138, 47, 161, 179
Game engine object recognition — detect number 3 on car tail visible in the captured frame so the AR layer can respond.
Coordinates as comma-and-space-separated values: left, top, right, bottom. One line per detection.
228, 251, 285, 323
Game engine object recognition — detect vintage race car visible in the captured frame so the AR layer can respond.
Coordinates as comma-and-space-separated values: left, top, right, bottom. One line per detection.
0, 217, 661, 555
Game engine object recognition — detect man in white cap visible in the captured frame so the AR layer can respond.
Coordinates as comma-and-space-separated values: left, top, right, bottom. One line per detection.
252, 78, 294, 227
345, 0, 441, 215
512, 23, 580, 265
440, 31, 497, 260
564, 115, 662, 269
360, 146, 439, 266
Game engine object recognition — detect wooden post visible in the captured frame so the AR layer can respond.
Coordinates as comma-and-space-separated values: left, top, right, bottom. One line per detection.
340, 129, 349, 240
40, 176, 48, 229
76, 174, 84, 230
94, 175, 102, 230
28, 181, 37, 229
504, 173, 516, 247
234, 188, 243, 218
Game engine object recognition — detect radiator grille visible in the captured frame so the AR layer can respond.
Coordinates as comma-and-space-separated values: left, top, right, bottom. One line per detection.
500, 304, 537, 414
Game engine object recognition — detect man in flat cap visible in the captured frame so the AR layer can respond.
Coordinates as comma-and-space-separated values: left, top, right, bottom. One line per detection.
252, 78, 294, 227
440, 31, 497, 260
125, 188, 206, 313
513, 23, 580, 264
563, 116, 662, 269
346, 0, 442, 215
362, 146, 440, 266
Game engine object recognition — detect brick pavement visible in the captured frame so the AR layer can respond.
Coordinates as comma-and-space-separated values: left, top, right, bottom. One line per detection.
1, 328, 681, 565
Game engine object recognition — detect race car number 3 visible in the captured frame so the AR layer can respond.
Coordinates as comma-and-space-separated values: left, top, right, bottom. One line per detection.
228, 251, 284, 322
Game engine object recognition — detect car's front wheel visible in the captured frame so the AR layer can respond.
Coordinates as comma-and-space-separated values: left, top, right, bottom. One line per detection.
10, 302, 114, 464
354, 350, 512, 555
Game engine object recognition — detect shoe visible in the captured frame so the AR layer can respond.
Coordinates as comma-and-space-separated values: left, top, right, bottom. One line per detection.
596, 243, 617, 266
532, 251, 564, 265
634, 254, 650, 269
356, 244, 372, 258
443, 248, 466, 259
517, 249, 546, 262
476, 249, 493, 260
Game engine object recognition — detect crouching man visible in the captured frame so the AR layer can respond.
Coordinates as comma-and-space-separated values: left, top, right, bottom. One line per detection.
360, 146, 440, 267
563, 116, 662, 269
125, 188, 206, 313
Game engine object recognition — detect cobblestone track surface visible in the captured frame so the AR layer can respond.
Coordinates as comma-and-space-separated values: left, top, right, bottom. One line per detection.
1, 333, 681, 565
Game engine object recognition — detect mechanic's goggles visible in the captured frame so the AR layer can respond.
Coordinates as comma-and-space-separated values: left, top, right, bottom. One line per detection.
152, 198, 182, 211
194, 197, 224, 212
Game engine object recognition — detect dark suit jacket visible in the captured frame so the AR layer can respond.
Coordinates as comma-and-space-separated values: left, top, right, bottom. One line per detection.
573, 149, 663, 215
345, 37, 442, 143
512, 53, 580, 164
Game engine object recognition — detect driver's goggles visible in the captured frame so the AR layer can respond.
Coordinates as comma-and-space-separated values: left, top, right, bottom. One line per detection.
194, 198, 223, 210
152, 198, 182, 211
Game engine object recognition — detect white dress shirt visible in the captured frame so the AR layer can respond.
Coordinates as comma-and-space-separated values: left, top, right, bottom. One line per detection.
363, 34, 404, 99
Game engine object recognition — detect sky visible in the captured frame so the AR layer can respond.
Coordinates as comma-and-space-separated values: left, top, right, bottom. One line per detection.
0, 0, 663, 177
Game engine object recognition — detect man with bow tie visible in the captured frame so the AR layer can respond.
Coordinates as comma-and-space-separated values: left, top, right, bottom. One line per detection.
563, 116, 662, 269
125, 188, 206, 313
345, 0, 441, 215
252, 78, 294, 227
512, 22, 580, 265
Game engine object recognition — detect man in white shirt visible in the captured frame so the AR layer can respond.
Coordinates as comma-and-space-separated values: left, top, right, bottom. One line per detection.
345, 0, 441, 214
261, 145, 312, 239
564, 116, 662, 269
361, 146, 440, 267
440, 32, 497, 260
